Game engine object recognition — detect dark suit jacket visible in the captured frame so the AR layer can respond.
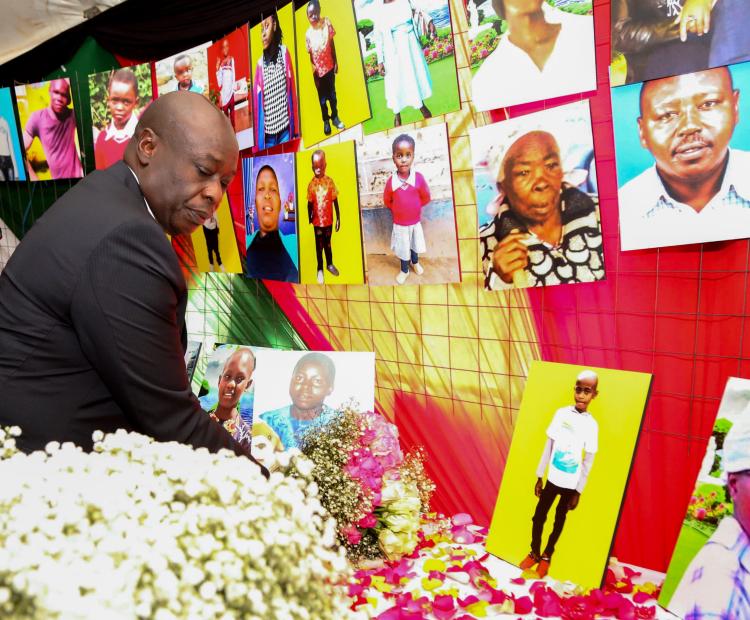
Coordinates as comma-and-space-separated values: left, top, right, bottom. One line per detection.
0, 161, 256, 460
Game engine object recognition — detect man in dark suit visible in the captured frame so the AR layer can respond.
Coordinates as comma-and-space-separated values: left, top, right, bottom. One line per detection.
0, 91, 261, 467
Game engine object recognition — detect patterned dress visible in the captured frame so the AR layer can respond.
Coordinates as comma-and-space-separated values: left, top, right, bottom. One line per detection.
208, 406, 253, 451
479, 186, 604, 290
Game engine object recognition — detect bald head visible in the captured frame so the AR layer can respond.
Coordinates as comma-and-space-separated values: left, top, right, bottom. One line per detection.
124, 91, 239, 237
223, 347, 256, 374
125, 91, 235, 162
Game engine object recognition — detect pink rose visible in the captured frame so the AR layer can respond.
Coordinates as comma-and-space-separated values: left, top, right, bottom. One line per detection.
343, 524, 362, 545
358, 513, 378, 528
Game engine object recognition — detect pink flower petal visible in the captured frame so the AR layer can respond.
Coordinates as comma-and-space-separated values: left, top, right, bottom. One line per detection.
514, 595, 533, 614
451, 513, 473, 527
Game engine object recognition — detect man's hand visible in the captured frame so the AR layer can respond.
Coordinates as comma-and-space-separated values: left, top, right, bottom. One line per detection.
568, 491, 580, 510
334, 62, 339, 74
378, 63, 385, 76
492, 230, 530, 283
680, 0, 713, 41
535, 478, 543, 497
335, 218, 340, 232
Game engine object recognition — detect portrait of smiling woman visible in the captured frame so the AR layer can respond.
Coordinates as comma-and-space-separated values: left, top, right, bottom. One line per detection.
244, 153, 300, 282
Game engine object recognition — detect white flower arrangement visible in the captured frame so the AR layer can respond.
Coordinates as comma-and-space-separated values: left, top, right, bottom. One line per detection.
0, 427, 354, 619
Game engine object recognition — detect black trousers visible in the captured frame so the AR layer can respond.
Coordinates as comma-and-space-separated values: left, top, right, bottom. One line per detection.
203, 227, 222, 265
315, 70, 338, 122
314, 225, 333, 270
531, 480, 576, 557
0, 156, 14, 181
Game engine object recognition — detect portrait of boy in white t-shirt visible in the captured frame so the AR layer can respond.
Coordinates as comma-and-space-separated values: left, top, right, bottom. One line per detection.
518, 369, 599, 577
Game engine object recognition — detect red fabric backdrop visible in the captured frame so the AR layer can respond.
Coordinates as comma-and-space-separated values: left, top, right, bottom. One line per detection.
265, 0, 744, 573
511, 0, 743, 571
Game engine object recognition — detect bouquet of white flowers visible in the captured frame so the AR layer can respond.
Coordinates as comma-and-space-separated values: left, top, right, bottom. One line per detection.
0, 427, 354, 620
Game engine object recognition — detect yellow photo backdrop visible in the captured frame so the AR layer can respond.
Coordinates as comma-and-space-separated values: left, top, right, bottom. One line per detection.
295, 141, 364, 284
190, 195, 243, 274
14, 80, 83, 181
250, 2, 298, 144
294, 0, 371, 147
486, 361, 651, 588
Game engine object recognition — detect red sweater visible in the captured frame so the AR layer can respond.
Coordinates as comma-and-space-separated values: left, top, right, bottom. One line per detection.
383, 171, 431, 226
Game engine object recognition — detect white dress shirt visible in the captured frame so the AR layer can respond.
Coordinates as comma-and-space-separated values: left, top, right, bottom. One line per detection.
618, 149, 750, 251
471, 4, 596, 112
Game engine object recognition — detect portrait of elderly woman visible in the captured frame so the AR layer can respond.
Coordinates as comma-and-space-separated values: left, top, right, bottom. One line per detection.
244, 153, 299, 282
471, 101, 604, 290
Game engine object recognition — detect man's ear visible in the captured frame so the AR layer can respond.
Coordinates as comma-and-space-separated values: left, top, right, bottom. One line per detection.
728, 472, 738, 501
135, 128, 157, 166
637, 117, 647, 150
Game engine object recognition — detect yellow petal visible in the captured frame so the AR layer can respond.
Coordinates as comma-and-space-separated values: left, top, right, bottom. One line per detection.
424, 559, 447, 573
370, 576, 392, 593
466, 600, 489, 616
421, 577, 443, 591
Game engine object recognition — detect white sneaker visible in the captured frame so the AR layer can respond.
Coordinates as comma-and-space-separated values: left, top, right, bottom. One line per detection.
412, 262, 424, 275
396, 271, 409, 285
317, 270, 324, 284
219, 264, 226, 273
209, 263, 215, 272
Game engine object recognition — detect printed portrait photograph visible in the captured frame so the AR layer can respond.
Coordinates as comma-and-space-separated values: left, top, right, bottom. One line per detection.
243, 153, 300, 282
610, 0, 750, 87
486, 361, 651, 588
295, 141, 365, 285
295, 0, 372, 147
252, 349, 376, 453
190, 194, 243, 274
14, 78, 83, 181
154, 43, 211, 99
467, 0, 596, 112
88, 63, 153, 171
197, 344, 261, 454
613, 61, 750, 251
207, 25, 253, 151
353, 0, 460, 134
0, 87, 26, 182
356, 122, 460, 286
659, 377, 750, 619
250, 2, 301, 151
470, 100, 603, 290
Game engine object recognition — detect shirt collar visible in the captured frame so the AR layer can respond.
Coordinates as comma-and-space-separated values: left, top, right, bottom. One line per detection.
125, 165, 157, 222
104, 113, 138, 142
710, 516, 750, 572
391, 169, 416, 189
646, 149, 750, 215
569, 405, 590, 416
